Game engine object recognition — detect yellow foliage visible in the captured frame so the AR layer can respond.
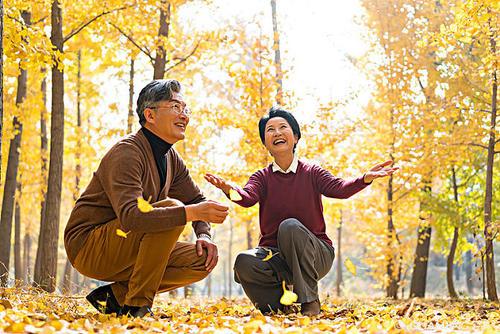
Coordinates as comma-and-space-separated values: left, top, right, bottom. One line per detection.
137, 196, 154, 213
280, 281, 298, 306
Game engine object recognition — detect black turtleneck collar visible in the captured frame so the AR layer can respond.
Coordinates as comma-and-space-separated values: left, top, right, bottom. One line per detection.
142, 127, 172, 189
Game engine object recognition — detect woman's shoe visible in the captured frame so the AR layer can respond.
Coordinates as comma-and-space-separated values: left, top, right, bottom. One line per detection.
301, 299, 321, 316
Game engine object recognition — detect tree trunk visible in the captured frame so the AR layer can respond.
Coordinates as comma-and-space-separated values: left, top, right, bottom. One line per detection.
0, 0, 3, 181
447, 167, 460, 298
23, 233, 31, 282
245, 220, 252, 249
14, 182, 23, 282
34, 0, 64, 292
336, 211, 343, 297
75, 50, 82, 201
128, 57, 135, 132
386, 172, 399, 298
222, 253, 227, 296
465, 242, 474, 295
60, 258, 72, 294
153, 1, 170, 79
483, 21, 498, 302
410, 183, 432, 298
228, 221, 233, 298
0, 11, 30, 285
270, 0, 283, 104
206, 273, 212, 297
40, 68, 48, 231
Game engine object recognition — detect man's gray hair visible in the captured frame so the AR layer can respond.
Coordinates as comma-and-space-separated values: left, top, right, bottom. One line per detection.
136, 79, 182, 126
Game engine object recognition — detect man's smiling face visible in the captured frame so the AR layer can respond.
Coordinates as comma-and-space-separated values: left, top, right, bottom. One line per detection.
144, 92, 190, 144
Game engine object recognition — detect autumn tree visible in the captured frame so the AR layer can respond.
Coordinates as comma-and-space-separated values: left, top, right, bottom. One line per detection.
435, 0, 499, 301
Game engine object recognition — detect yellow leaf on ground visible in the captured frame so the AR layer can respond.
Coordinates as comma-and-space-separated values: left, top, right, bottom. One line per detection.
116, 229, 130, 238
280, 281, 298, 305
0, 299, 13, 309
137, 196, 154, 212
229, 188, 243, 201
344, 257, 357, 276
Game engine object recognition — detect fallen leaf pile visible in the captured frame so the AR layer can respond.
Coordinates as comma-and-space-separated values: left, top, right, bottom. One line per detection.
0, 286, 498, 333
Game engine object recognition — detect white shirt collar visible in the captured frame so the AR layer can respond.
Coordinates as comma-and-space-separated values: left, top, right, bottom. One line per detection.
272, 156, 299, 174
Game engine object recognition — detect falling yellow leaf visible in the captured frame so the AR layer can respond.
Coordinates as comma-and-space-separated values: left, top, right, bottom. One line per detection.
344, 257, 357, 276
229, 188, 243, 201
116, 229, 130, 238
137, 196, 154, 212
280, 281, 298, 305
262, 249, 279, 262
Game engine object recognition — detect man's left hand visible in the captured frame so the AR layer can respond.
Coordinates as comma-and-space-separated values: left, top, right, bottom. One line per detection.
196, 236, 218, 272
364, 160, 399, 183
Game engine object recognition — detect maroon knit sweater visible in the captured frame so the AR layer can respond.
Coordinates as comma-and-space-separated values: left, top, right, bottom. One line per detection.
233, 160, 369, 247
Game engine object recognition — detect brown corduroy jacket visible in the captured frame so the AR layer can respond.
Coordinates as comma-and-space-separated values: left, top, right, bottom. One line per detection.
64, 129, 210, 263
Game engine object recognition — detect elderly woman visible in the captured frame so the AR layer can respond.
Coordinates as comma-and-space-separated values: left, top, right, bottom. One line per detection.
205, 107, 397, 315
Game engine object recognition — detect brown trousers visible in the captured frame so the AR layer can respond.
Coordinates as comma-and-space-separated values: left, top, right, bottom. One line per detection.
72, 199, 208, 307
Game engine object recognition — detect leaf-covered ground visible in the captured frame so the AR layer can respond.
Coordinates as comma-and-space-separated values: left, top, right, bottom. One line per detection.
1, 287, 499, 333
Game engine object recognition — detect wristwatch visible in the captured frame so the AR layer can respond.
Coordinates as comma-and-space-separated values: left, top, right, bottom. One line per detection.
198, 233, 212, 240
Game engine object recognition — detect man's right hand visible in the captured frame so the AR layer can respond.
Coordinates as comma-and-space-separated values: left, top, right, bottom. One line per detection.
185, 200, 229, 224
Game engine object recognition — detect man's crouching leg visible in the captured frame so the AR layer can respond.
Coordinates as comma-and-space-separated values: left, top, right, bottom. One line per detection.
156, 241, 210, 293
74, 198, 186, 316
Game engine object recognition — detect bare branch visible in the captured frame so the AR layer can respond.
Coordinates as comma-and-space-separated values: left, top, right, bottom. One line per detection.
63, 4, 134, 43
165, 41, 200, 74
443, 142, 489, 150
33, 16, 48, 25
394, 189, 413, 204
110, 22, 154, 62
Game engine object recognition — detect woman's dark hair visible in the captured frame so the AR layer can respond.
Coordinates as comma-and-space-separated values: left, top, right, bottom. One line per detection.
136, 79, 182, 126
258, 107, 301, 152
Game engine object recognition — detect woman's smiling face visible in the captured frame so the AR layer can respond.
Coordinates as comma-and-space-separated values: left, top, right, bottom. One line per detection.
264, 117, 298, 156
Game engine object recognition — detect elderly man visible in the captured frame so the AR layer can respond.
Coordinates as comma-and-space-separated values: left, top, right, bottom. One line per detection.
64, 80, 229, 317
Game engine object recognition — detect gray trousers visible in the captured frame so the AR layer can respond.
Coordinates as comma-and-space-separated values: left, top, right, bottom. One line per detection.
233, 218, 335, 313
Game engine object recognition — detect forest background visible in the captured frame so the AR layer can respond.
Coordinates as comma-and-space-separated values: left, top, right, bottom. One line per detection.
0, 0, 499, 318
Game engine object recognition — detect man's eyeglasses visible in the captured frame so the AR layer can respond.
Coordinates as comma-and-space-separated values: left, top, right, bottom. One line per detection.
148, 101, 191, 116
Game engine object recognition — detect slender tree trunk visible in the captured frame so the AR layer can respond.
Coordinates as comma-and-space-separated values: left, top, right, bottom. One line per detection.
23, 233, 31, 282
386, 172, 399, 298
228, 221, 233, 298
71, 266, 80, 293
336, 211, 343, 297
153, 1, 170, 79
206, 273, 212, 297
60, 258, 72, 294
128, 57, 135, 132
409, 180, 433, 298
270, 0, 283, 104
34, 0, 64, 292
409, 183, 432, 298
465, 239, 474, 295
40, 69, 48, 230
14, 182, 23, 282
483, 20, 498, 302
0, 11, 30, 285
75, 50, 82, 201
447, 167, 460, 298
246, 220, 252, 249
0, 0, 3, 181
222, 253, 227, 296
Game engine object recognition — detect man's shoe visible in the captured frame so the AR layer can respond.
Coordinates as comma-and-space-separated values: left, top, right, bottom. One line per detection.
119, 305, 153, 318
301, 299, 321, 316
86, 284, 121, 314
282, 304, 300, 315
